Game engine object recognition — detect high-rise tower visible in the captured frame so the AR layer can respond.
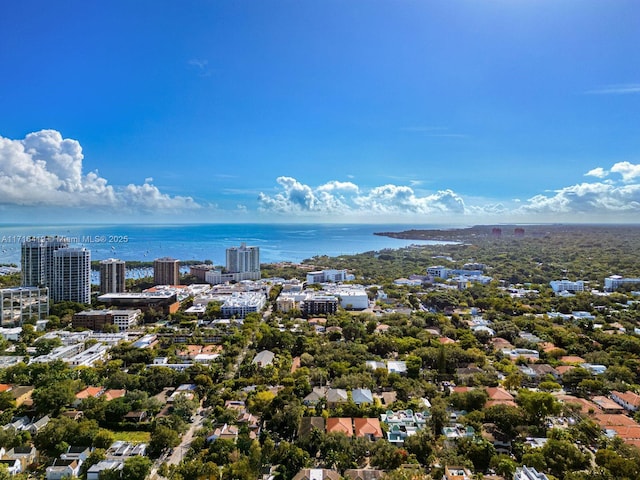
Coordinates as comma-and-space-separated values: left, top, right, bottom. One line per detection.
226, 243, 260, 280
100, 258, 126, 294
21, 236, 69, 287
153, 257, 180, 285
53, 248, 91, 304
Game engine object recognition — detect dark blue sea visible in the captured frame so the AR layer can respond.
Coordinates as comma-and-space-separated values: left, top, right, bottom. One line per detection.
0, 223, 458, 267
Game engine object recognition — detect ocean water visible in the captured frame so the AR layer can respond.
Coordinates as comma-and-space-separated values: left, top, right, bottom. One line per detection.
0, 223, 457, 267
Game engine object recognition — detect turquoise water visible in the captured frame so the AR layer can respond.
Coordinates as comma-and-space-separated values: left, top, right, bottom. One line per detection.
0, 223, 458, 266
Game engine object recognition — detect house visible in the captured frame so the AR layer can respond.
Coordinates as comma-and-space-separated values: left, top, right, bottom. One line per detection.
61, 411, 84, 421
351, 388, 373, 405
353, 418, 383, 440
27, 415, 50, 434
252, 350, 275, 368
61, 446, 92, 462
611, 391, 640, 412
326, 389, 348, 407
4, 446, 37, 471
292, 469, 341, 480
106, 441, 147, 459
592, 396, 625, 414
386, 361, 407, 375
485, 387, 516, 408
3, 415, 30, 431
298, 417, 325, 440
103, 389, 126, 401
207, 424, 238, 442
9, 386, 33, 407
344, 469, 384, 480
514, 466, 549, 480
124, 411, 148, 423
46, 459, 82, 480
74, 386, 105, 404
87, 460, 123, 480
0, 458, 21, 475
302, 387, 327, 406
443, 466, 473, 480
326, 418, 353, 437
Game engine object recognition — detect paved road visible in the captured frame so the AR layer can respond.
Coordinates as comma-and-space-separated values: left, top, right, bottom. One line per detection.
148, 307, 267, 479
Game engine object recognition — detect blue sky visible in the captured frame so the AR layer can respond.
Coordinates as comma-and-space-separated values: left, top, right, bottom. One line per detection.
0, 0, 639, 224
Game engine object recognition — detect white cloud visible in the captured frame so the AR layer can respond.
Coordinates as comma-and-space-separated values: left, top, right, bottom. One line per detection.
611, 161, 640, 183
0, 130, 199, 212
258, 177, 467, 216
585, 167, 608, 178
585, 83, 640, 95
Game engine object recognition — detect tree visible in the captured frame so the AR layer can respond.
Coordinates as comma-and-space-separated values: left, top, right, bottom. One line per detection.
32, 379, 78, 416
122, 455, 153, 480
149, 425, 179, 458
516, 389, 561, 427
404, 429, 434, 466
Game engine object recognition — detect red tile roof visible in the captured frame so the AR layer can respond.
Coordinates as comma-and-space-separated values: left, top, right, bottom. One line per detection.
353, 418, 383, 438
326, 417, 354, 436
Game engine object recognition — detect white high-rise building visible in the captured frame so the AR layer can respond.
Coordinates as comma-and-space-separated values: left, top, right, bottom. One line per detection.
53, 248, 91, 304
225, 243, 260, 280
100, 258, 126, 294
21, 236, 69, 287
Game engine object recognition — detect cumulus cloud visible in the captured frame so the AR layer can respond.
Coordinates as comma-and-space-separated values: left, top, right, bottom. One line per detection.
585, 167, 608, 179
0, 130, 199, 211
611, 161, 640, 183
258, 177, 467, 216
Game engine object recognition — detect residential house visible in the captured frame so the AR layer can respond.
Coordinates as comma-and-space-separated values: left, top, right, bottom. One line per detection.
485, 387, 516, 408
344, 469, 384, 480
353, 418, 383, 440
0, 459, 21, 475
514, 466, 549, 480
61, 446, 91, 462
207, 424, 238, 443
103, 389, 126, 401
46, 459, 82, 480
611, 391, 640, 412
298, 417, 326, 440
9, 386, 33, 407
252, 350, 275, 368
326, 389, 348, 408
124, 411, 148, 423
592, 396, 625, 414
443, 466, 473, 480
380, 409, 429, 444
74, 386, 104, 406
4, 446, 37, 471
302, 387, 327, 406
27, 416, 50, 435
326, 418, 353, 437
292, 469, 341, 480
351, 389, 373, 405
386, 361, 407, 375
87, 460, 123, 480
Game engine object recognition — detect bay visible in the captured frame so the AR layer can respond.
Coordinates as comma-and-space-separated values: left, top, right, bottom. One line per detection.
0, 223, 459, 267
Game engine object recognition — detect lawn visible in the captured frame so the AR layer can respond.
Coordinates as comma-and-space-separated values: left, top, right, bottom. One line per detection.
111, 431, 152, 443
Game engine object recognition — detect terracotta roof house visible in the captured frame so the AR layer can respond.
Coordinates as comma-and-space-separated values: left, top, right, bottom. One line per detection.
611, 391, 640, 412
560, 355, 585, 365
485, 387, 516, 408
326, 417, 353, 437
354, 418, 383, 440
75, 386, 105, 400
592, 396, 625, 414
103, 389, 126, 401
